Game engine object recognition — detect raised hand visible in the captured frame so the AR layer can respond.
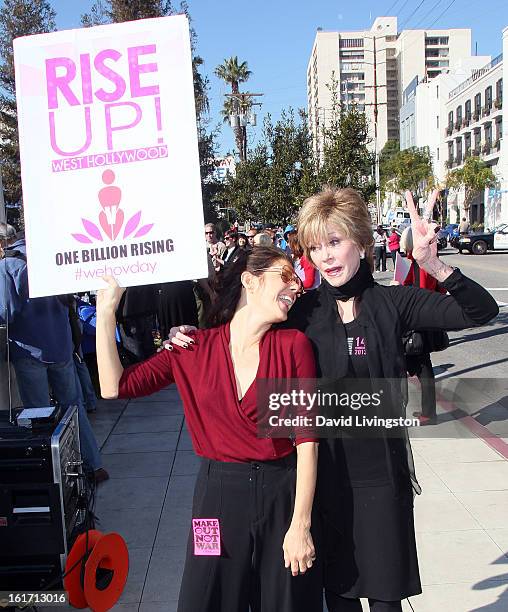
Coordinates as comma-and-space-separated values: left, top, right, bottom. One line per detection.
97, 275, 125, 316
405, 190, 453, 282
405, 190, 439, 266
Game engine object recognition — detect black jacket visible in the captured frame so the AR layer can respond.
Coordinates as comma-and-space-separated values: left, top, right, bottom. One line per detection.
283, 269, 499, 494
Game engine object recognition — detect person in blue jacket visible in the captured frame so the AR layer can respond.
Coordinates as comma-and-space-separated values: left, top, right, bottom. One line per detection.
0, 228, 107, 482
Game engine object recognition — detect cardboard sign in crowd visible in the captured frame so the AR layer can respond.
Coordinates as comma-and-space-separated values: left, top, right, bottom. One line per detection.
14, 15, 208, 298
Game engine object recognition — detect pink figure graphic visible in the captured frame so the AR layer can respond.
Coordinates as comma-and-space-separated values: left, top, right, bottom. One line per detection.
98, 169, 124, 240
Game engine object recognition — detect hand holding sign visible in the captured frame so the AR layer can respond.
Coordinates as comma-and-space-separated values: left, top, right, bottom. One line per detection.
97, 275, 125, 316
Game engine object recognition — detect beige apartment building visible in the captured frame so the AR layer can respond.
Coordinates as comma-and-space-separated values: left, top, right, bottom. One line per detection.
307, 16, 471, 158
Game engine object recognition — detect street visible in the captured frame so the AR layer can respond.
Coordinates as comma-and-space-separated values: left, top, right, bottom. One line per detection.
378, 248, 508, 379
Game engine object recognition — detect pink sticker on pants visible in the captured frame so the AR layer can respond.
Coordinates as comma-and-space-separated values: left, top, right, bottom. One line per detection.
192, 518, 221, 556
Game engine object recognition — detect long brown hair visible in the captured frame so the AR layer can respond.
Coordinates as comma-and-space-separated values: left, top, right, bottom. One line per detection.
206, 246, 293, 328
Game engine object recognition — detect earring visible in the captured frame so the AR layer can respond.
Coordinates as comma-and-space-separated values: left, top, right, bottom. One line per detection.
360, 251, 365, 259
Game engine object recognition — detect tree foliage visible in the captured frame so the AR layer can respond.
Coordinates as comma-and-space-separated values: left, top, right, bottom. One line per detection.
446, 156, 496, 211
82, 0, 173, 26
316, 74, 375, 203
381, 145, 434, 199
0, 0, 56, 209
214, 56, 252, 162
222, 109, 318, 224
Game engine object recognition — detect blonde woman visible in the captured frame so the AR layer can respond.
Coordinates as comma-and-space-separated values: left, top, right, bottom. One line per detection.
170, 188, 498, 612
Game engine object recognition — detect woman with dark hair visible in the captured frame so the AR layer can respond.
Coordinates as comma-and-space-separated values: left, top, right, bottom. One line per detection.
95, 247, 322, 612
169, 189, 498, 612
288, 232, 320, 291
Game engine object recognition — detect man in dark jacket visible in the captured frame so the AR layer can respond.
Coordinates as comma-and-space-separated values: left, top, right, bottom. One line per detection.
0, 232, 107, 482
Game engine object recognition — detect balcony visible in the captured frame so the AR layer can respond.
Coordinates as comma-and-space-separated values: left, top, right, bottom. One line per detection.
462, 118, 470, 128
445, 160, 453, 169
472, 110, 481, 121
445, 126, 453, 136
494, 98, 503, 110
494, 139, 501, 151
464, 149, 472, 159
472, 147, 481, 156
454, 155, 463, 165
454, 120, 462, 131
482, 142, 492, 155
482, 105, 492, 117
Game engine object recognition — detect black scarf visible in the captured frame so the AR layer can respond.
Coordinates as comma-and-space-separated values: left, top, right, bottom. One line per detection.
321, 258, 374, 302
311, 259, 374, 379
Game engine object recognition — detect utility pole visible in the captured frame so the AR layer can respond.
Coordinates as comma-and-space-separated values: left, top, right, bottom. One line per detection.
225, 92, 263, 162
373, 35, 382, 225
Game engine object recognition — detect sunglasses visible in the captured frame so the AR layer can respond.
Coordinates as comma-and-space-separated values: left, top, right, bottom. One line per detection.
253, 266, 303, 293
225, 235, 236, 240
205, 231, 214, 235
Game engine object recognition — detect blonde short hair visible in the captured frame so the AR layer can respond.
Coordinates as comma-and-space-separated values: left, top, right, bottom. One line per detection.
253, 232, 273, 246
399, 226, 413, 254
297, 187, 374, 268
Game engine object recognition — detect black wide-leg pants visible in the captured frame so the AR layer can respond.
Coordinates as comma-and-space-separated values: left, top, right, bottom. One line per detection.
177, 455, 323, 612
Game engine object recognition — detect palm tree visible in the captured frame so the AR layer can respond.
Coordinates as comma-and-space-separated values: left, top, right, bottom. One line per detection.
215, 56, 252, 161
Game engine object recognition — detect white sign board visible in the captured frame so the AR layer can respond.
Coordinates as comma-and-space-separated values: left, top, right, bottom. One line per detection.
14, 15, 207, 298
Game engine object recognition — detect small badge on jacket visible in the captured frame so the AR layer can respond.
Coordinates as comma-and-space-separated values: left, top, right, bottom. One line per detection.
192, 518, 221, 556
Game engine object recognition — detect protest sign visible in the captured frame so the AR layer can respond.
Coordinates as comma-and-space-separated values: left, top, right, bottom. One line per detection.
394, 251, 411, 285
14, 15, 208, 297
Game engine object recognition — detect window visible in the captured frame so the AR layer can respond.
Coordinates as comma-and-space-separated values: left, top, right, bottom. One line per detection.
474, 93, 481, 114
448, 141, 454, 161
496, 78, 503, 102
456, 138, 462, 162
456, 105, 462, 125
485, 86, 493, 108
485, 124, 492, 148
448, 111, 454, 128
495, 118, 502, 141
436, 85, 439, 97
436, 115, 439, 129
465, 132, 471, 153
437, 147, 439, 161
465, 99, 471, 120
439, 37, 449, 45
474, 129, 481, 150
339, 38, 364, 48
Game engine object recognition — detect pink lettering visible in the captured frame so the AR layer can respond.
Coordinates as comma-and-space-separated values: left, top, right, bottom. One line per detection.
46, 57, 80, 109
94, 49, 126, 103
105, 102, 142, 150
49, 107, 92, 156
128, 45, 159, 97
80, 54, 93, 105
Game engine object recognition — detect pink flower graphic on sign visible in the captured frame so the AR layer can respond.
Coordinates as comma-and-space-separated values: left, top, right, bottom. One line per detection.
71, 170, 153, 244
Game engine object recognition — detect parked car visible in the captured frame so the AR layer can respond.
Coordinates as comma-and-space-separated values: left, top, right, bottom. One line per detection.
440, 223, 459, 240
458, 223, 508, 254
436, 229, 448, 250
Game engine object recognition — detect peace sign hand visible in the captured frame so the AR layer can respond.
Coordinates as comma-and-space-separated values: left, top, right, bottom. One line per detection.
405, 190, 453, 282
405, 190, 440, 266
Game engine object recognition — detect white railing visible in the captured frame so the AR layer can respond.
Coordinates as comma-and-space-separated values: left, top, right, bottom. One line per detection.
448, 54, 503, 100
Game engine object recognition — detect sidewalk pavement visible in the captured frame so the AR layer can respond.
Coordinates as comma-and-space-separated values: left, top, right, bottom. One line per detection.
50, 383, 508, 612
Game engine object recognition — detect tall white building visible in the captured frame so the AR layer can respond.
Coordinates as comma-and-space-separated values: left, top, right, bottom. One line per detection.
443, 48, 505, 227
399, 56, 491, 172
307, 17, 471, 157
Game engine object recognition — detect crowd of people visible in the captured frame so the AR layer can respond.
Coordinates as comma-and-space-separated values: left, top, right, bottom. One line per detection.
0, 185, 499, 611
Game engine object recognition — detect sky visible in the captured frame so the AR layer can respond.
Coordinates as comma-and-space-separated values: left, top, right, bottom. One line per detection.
43, 0, 508, 155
